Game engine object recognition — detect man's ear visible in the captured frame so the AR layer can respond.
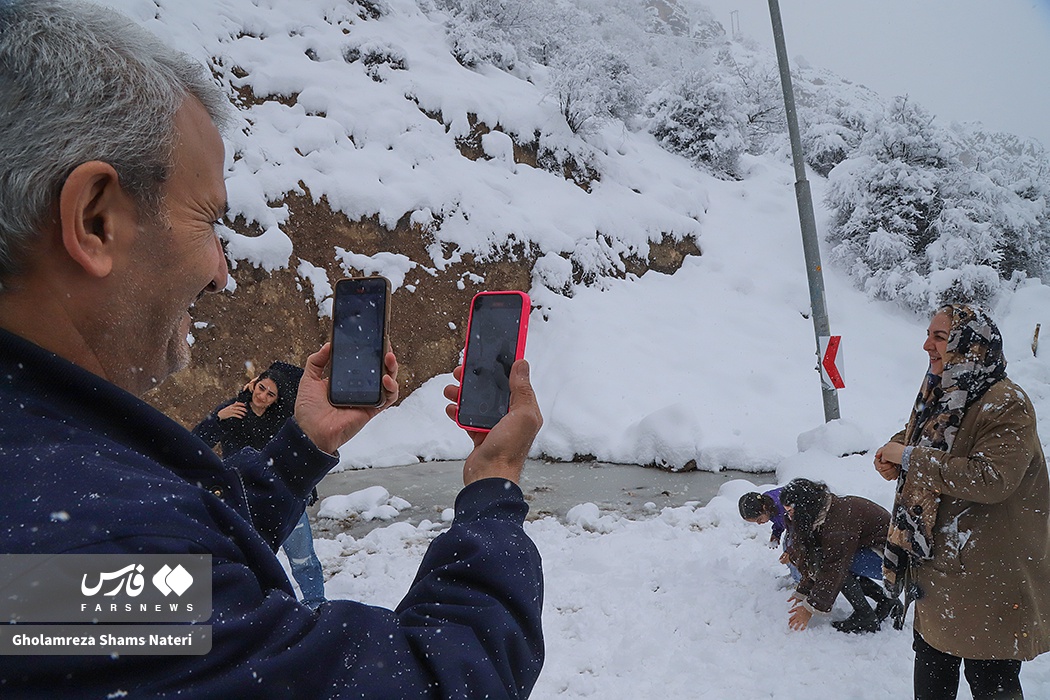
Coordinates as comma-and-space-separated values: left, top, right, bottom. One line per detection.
57, 161, 138, 278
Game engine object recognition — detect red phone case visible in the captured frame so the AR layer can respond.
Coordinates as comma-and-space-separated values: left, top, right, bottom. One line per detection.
455, 290, 530, 432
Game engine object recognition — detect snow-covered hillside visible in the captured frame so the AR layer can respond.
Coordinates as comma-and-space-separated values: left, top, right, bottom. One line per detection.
100, 0, 1050, 470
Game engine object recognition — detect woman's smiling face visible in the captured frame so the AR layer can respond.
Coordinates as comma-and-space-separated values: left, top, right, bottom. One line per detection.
251, 378, 279, 412
924, 312, 952, 376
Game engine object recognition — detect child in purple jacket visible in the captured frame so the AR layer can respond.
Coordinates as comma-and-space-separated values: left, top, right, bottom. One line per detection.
739, 488, 800, 582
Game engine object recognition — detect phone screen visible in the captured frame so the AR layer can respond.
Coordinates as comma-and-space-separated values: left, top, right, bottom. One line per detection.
329, 277, 389, 406
457, 292, 528, 431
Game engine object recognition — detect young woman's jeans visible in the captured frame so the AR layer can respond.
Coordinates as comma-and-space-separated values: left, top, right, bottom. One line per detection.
781, 534, 801, 582
849, 546, 884, 579
282, 511, 326, 609
913, 631, 1023, 700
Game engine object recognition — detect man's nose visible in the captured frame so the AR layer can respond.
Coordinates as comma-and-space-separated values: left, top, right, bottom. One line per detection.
204, 236, 230, 294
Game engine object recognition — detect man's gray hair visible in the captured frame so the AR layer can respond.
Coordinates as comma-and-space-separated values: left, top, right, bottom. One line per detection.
0, 0, 232, 288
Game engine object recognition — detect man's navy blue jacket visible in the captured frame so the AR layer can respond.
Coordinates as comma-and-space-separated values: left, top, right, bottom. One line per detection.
0, 329, 544, 698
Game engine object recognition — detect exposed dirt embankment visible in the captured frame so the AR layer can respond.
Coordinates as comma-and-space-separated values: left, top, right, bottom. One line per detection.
147, 117, 700, 431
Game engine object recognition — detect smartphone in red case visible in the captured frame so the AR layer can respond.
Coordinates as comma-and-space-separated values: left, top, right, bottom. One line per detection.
455, 291, 530, 432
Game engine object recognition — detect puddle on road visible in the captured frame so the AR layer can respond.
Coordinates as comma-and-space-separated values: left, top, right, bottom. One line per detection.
312, 460, 771, 539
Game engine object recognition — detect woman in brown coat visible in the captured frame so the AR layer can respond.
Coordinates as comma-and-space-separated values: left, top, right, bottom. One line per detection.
875, 303, 1050, 700
781, 478, 899, 634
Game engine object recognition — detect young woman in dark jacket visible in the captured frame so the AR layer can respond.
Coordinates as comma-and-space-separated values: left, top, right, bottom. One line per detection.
193, 366, 326, 608
193, 367, 294, 454
782, 478, 900, 634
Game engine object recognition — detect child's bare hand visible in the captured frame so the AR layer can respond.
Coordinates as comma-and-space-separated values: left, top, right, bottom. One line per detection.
788, 603, 813, 631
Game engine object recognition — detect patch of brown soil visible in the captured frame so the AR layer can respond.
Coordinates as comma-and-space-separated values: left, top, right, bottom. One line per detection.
147, 120, 700, 433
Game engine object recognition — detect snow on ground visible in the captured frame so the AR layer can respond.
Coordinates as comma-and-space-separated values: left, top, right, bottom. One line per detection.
316, 485, 413, 522
309, 445, 1050, 699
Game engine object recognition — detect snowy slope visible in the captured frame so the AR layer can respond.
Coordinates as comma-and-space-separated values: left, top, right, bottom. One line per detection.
102, 0, 1050, 472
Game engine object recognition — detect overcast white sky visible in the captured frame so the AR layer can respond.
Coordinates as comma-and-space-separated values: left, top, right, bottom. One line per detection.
699, 0, 1050, 149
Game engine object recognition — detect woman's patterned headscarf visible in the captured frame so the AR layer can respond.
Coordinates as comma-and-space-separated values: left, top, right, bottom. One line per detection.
884, 304, 1007, 598
907, 303, 1007, 452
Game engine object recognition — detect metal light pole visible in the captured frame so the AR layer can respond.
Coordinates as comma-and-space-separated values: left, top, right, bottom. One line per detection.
767, 0, 840, 421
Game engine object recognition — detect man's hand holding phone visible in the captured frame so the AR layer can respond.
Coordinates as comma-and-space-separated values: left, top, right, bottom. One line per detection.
296, 342, 399, 455
444, 359, 542, 485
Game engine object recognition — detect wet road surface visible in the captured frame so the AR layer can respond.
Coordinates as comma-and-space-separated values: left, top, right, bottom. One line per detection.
311, 460, 768, 538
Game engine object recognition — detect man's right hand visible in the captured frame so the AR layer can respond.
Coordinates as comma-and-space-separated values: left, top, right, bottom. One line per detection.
444, 359, 542, 486
295, 343, 399, 455
217, 402, 248, 420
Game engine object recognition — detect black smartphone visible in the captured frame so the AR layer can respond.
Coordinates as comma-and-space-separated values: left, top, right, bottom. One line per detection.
328, 277, 391, 407
456, 291, 530, 432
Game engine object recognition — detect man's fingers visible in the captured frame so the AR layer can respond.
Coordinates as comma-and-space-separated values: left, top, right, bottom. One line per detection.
507, 360, 542, 434
305, 343, 332, 380
379, 352, 400, 408
383, 351, 398, 378
507, 360, 538, 413
508, 359, 531, 396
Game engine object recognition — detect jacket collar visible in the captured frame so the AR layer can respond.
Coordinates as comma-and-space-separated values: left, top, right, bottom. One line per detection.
0, 326, 223, 477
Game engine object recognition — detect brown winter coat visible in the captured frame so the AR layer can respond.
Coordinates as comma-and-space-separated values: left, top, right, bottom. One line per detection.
792, 494, 889, 614
893, 378, 1050, 660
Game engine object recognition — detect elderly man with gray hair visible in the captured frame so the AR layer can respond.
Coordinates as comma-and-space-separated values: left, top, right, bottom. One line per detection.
0, 1, 544, 697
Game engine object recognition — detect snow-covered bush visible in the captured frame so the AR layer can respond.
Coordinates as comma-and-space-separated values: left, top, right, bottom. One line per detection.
794, 67, 884, 176
548, 41, 642, 133
646, 70, 746, 179
724, 56, 785, 154
825, 97, 1050, 312
435, 0, 552, 71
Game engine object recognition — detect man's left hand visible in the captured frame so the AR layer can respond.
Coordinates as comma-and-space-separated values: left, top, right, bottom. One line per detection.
294, 343, 399, 455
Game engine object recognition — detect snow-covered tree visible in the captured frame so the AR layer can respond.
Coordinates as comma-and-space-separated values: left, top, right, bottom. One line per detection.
549, 40, 642, 133
826, 98, 964, 310
959, 128, 1050, 281
826, 97, 1050, 311
646, 69, 747, 179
